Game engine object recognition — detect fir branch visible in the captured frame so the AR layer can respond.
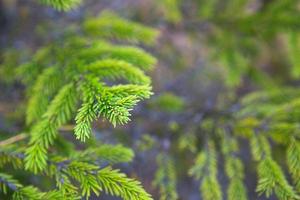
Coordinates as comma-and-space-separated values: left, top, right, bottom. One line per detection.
153, 153, 178, 200
220, 128, 248, 200
72, 144, 134, 164
287, 138, 300, 190
257, 158, 299, 200
189, 141, 222, 200
78, 43, 157, 71
97, 166, 153, 200
84, 11, 159, 45
26, 67, 62, 125
250, 134, 299, 199
85, 59, 151, 85
39, 0, 82, 11
25, 83, 78, 173
0, 173, 22, 194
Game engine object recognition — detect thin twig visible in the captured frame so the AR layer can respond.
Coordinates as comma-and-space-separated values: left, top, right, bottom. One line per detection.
0, 133, 28, 147
0, 124, 75, 147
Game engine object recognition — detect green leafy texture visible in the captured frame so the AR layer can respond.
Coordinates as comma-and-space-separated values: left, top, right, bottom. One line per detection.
178, 133, 197, 153
257, 158, 299, 200
21, 11, 157, 173
25, 83, 77, 173
16, 46, 53, 86
198, 0, 217, 19
86, 59, 151, 85
136, 135, 156, 152
250, 134, 271, 161
0, 11, 158, 200
12, 186, 44, 200
74, 76, 152, 141
52, 158, 152, 199
4, 144, 148, 199
71, 144, 134, 164
187, 0, 300, 88
0, 146, 24, 169
237, 87, 300, 122
84, 11, 159, 45
0, 173, 60, 200
26, 67, 63, 125
0, 49, 20, 84
39, 0, 82, 11
287, 138, 300, 190
250, 134, 298, 199
220, 128, 247, 200
228, 179, 248, 200
77, 42, 157, 71
155, 0, 182, 23
0, 173, 22, 195
153, 153, 178, 200
233, 85, 300, 198
64, 161, 101, 198
217, 32, 249, 87
150, 92, 185, 113
151, 0, 300, 87
287, 32, 300, 79
97, 166, 152, 200
189, 141, 222, 200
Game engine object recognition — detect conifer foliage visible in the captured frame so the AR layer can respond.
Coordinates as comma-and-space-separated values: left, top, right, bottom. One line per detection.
2, 0, 300, 200
146, 0, 300, 200
0, 10, 158, 199
39, 0, 82, 11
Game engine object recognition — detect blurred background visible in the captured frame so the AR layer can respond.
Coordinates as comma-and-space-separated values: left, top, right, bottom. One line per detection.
1, 0, 300, 199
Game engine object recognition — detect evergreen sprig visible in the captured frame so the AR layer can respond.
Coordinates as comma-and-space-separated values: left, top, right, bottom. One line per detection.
0, 10, 158, 200
153, 153, 178, 200
39, 0, 82, 11
189, 141, 222, 200
21, 11, 157, 173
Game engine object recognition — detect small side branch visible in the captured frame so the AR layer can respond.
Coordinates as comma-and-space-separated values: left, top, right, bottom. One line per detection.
0, 133, 28, 147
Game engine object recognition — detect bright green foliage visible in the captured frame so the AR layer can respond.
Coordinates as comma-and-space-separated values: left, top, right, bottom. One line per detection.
0, 11, 158, 200
0, 173, 22, 195
1, 140, 152, 199
159, 0, 300, 87
71, 144, 134, 164
147, 0, 300, 199
0, 173, 67, 200
202, 0, 300, 87
97, 167, 152, 200
0, 142, 150, 199
2, 0, 300, 199
178, 133, 197, 153
287, 138, 300, 190
39, 0, 82, 11
189, 141, 222, 200
235, 87, 300, 199
249, 134, 298, 199
155, 0, 182, 23
150, 92, 185, 113
257, 158, 298, 200
221, 130, 247, 200
287, 32, 300, 78
0, 145, 24, 169
25, 83, 78, 173
21, 11, 157, 173
0, 50, 21, 84
84, 11, 159, 45
153, 153, 178, 200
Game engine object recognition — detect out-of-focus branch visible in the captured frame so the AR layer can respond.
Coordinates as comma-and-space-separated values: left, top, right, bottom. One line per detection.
0, 133, 27, 147
0, 125, 75, 147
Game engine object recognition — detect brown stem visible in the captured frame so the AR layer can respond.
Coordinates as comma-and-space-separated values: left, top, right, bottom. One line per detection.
0, 133, 28, 147
0, 124, 75, 147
